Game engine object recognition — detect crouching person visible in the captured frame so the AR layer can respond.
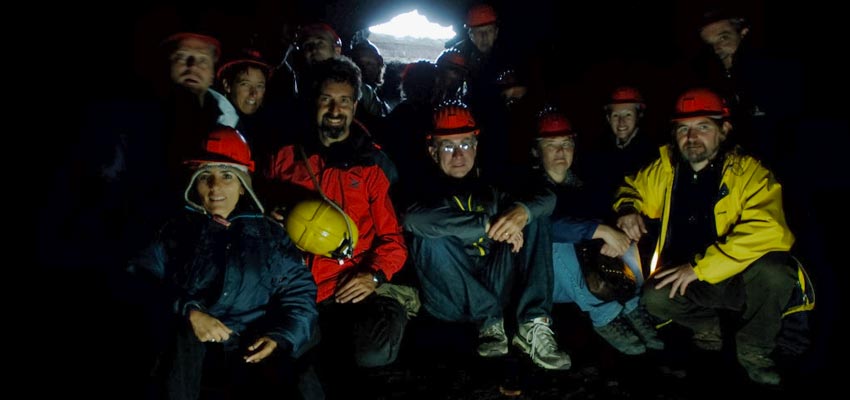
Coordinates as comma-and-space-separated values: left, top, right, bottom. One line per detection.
531, 107, 664, 355
128, 127, 318, 399
615, 89, 802, 385
403, 102, 571, 370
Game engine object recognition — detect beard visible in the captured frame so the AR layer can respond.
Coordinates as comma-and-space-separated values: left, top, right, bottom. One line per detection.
680, 143, 716, 164
319, 124, 345, 140
319, 115, 348, 141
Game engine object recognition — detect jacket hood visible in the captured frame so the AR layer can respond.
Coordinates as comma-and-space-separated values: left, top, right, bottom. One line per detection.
184, 162, 265, 217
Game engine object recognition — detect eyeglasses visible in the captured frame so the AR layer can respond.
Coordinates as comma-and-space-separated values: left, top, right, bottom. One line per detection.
439, 141, 476, 153
541, 141, 575, 151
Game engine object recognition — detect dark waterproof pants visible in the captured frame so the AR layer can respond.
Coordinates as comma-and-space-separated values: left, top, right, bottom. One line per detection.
160, 323, 301, 399
642, 251, 797, 355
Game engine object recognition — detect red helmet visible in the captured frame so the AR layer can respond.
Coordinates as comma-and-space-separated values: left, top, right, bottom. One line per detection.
299, 22, 342, 48
537, 107, 575, 138
608, 86, 645, 107
185, 127, 255, 172
436, 48, 468, 71
216, 48, 272, 80
465, 4, 498, 28
431, 102, 479, 137
162, 32, 221, 61
671, 88, 730, 120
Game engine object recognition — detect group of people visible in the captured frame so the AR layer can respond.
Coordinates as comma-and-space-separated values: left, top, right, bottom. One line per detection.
118, 3, 814, 399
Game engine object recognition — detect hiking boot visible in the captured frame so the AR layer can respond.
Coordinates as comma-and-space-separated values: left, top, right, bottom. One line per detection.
738, 351, 781, 385
594, 315, 646, 355
477, 319, 509, 357
512, 317, 571, 370
624, 307, 665, 350
692, 325, 723, 351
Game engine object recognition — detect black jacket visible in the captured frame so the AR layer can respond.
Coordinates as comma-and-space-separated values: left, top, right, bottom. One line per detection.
128, 209, 318, 356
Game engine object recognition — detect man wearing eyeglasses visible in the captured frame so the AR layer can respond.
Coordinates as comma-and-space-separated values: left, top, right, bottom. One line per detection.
403, 102, 571, 371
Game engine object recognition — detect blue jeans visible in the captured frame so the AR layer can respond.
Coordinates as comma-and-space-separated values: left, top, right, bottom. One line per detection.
410, 219, 553, 329
552, 242, 642, 327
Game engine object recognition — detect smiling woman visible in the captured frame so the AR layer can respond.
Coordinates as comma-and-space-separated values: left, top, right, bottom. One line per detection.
194, 166, 245, 219
127, 126, 318, 398
183, 128, 264, 218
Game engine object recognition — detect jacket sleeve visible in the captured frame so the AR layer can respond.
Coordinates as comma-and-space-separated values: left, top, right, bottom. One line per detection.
265, 233, 319, 357
613, 149, 667, 219
126, 223, 205, 317
514, 186, 556, 222
504, 169, 556, 221
550, 216, 599, 244
693, 160, 795, 283
403, 202, 490, 242
363, 166, 408, 281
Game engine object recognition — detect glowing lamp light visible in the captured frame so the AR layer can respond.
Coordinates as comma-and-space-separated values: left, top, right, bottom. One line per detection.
649, 249, 659, 276
369, 10, 456, 39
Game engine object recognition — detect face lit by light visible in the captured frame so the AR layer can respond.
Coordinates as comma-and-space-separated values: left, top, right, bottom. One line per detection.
537, 136, 575, 182
674, 117, 730, 170
224, 67, 267, 115
316, 81, 357, 146
430, 132, 478, 178
700, 19, 748, 70
468, 24, 498, 54
169, 37, 216, 95
607, 103, 640, 142
195, 166, 244, 218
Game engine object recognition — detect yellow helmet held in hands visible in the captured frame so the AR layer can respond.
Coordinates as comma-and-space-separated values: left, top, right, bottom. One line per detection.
284, 199, 358, 259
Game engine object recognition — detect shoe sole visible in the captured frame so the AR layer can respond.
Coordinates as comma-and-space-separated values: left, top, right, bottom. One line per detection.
693, 340, 722, 351
511, 337, 571, 370
478, 341, 509, 357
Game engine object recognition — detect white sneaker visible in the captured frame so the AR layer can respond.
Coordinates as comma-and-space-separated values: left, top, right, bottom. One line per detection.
477, 319, 509, 357
512, 317, 571, 370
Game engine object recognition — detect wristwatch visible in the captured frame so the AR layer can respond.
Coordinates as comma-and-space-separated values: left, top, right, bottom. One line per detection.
372, 270, 387, 285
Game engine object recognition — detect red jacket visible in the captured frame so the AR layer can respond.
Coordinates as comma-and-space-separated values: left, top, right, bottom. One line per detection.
265, 130, 407, 302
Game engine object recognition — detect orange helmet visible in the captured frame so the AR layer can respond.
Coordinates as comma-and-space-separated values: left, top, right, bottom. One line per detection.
431, 101, 479, 137
608, 86, 645, 109
671, 88, 730, 121
537, 107, 575, 138
436, 48, 468, 72
184, 127, 255, 172
465, 4, 498, 28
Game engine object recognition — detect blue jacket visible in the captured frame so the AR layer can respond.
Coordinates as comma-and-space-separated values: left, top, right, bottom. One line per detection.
128, 209, 318, 356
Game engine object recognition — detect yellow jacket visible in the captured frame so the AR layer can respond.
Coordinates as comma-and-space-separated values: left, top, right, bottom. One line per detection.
614, 146, 794, 283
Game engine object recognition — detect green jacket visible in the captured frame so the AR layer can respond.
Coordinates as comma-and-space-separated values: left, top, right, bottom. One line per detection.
614, 146, 794, 283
